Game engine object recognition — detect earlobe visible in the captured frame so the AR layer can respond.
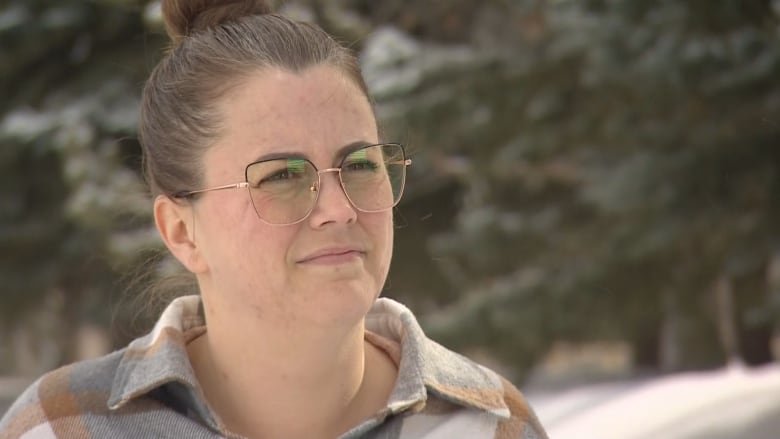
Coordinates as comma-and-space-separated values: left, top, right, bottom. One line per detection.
153, 195, 209, 274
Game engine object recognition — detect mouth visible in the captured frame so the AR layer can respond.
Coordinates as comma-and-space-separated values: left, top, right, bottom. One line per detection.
297, 247, 366, 265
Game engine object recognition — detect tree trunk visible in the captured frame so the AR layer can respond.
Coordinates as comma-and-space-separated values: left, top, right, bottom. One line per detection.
659, 289, 681, 372
714, 274, 742, 365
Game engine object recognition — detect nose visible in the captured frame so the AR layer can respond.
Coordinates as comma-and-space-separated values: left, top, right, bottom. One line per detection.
307, 168, 357, 227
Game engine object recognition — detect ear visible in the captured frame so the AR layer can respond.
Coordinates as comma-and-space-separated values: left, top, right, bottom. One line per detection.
154, 195, 209, 274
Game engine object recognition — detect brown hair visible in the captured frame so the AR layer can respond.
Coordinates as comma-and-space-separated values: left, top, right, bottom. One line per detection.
139, 0, 372, 198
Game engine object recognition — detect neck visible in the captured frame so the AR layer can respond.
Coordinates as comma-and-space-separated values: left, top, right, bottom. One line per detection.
188, 300, 392, 439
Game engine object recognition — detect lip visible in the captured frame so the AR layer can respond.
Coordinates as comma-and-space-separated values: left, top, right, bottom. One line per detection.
297, 246, 366, 264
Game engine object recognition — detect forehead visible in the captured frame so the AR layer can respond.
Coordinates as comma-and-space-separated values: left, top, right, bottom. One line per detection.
211, 66, 378, 165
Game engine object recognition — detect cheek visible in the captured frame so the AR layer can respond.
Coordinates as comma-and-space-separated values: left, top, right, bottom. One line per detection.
198, 198, 293, 279
366, 211, 394, 265
234, 221, 296, 278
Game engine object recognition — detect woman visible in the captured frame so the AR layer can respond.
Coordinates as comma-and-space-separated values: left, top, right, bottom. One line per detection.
0, 1, 548, 438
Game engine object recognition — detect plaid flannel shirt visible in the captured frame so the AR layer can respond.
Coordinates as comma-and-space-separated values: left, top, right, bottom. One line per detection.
0, 296, 547, 439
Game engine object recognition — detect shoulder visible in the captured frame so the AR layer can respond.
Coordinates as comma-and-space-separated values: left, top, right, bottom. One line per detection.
369, 298, 548, 438
0, 350, 124, 438
422, 347, 549, 439
493, 376, 549, 439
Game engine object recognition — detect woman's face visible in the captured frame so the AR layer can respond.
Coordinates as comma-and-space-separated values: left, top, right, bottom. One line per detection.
189, 66, 393, 329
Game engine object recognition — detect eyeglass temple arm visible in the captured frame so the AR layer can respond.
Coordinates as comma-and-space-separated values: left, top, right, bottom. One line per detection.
174, 182, 249, 198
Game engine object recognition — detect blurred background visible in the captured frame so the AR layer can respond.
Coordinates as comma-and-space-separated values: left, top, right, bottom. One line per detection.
1, 0, 779, 437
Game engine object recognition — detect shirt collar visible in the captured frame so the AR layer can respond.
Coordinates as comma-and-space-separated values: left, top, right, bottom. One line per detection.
367, 298, 510, 419
107, 296, 220, 429
107, 295, 509, 424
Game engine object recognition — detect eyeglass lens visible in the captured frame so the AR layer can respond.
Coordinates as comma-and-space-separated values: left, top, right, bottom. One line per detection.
245, 143, 406, 224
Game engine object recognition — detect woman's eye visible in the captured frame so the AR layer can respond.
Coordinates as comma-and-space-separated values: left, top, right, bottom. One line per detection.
257, 159, 308, 186
262, 170, 294, 183
344, 160, 379, 172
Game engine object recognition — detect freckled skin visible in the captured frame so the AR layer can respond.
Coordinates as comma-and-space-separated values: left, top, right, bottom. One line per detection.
190, 66, 393, 331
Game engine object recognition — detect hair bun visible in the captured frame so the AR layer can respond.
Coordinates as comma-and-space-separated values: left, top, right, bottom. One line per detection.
162, 0, 272, 43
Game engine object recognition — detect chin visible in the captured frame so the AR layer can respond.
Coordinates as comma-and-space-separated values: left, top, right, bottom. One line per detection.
302, 279, 378, 323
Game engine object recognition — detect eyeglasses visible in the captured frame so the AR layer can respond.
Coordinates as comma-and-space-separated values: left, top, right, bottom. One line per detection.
173, 143, 412, 225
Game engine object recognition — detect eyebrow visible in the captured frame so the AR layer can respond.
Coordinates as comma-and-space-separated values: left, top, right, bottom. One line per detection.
249, 141, 374, 165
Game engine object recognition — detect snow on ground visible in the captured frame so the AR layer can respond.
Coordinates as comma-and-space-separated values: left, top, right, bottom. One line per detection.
527, 363, 780, 439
